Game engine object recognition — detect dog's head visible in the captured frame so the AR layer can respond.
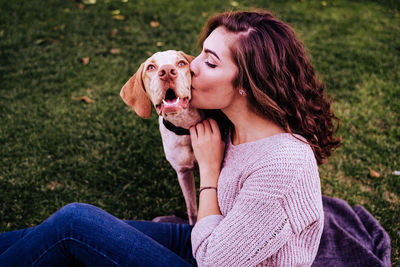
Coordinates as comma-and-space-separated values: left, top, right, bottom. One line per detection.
120, 50, 195, 119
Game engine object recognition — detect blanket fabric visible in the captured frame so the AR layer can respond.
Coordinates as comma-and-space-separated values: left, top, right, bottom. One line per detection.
312, 196, 391, 267
154, 195, 392, 266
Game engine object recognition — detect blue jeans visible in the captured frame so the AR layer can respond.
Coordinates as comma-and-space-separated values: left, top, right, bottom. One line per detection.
0, 203, 196, 266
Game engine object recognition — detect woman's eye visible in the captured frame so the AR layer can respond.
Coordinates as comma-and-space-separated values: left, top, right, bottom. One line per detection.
147, 64, 156, 70
177, 61, 186, 67
205, 62, 217, 68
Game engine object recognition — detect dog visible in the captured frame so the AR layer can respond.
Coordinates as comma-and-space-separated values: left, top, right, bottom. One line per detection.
120, 50, 203, 225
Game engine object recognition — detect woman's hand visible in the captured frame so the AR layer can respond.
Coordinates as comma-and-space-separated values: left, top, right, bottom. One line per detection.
190, 118, 225, 187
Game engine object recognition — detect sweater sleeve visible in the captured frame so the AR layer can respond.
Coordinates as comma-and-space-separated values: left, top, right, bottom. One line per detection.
191, 158, 300, 267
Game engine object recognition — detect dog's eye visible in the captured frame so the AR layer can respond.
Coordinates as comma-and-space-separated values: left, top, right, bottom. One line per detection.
147, 64, 156, 70
177, 61, 186, 67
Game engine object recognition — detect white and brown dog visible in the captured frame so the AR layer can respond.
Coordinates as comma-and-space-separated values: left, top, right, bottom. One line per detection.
120, 50, 203, 225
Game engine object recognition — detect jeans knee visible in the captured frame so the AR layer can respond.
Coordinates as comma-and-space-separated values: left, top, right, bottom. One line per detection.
59, 202, 92, 216
51, 203, 96, 227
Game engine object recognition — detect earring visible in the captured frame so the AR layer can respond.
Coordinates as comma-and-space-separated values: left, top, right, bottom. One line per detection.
239, 89, 246, 96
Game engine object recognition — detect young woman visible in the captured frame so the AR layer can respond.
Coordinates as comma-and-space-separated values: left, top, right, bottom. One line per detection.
0, 10, 340, 266
188, 10, 340, 266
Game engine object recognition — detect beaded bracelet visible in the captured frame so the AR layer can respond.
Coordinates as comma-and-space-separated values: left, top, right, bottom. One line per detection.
199, 186, 218, 194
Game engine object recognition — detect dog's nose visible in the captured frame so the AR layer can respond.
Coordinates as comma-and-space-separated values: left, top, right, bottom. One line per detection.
158, 64, 177, 81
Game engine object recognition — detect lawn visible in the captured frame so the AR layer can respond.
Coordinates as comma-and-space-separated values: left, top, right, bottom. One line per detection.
0, 0, 399, 264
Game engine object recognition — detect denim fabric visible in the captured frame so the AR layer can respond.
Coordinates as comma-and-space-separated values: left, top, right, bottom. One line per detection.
0, 203, 196, 267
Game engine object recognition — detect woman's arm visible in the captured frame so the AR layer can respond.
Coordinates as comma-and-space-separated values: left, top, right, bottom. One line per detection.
190, 118, 225, 221
190, 148, 323, 266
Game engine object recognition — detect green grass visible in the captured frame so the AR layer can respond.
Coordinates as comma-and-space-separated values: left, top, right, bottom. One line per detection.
1, 0, 399, 264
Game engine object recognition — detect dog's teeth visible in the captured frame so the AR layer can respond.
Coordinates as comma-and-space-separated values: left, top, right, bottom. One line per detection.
162, 97, 180, 106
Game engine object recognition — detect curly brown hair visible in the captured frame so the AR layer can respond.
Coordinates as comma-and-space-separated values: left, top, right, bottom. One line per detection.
199, 10, 341, 164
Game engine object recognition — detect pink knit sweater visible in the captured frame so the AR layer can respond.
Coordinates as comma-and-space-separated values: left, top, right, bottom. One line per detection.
191, 133, 324, 266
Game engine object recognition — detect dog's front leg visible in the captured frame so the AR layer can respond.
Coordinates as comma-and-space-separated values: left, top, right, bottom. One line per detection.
177, 170, 197, 225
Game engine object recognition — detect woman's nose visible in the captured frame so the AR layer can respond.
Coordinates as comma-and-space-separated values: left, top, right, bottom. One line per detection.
190, 56, 199, 77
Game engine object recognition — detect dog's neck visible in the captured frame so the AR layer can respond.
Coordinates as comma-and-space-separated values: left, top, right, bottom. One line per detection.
161, 106, 203, 133
162, 119, 190, 135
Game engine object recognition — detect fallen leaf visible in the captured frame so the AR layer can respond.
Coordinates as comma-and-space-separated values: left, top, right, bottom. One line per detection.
156, 41, 163, 47
51, 24, 65, 31
111, 28, 118, 37
112, 10, 120, 15
35, 38, 57, 45
121, 0, 128, 2
82, 0, 96, 4
150, 21, 160, 27
81, 57, 90, 65
202, 12, 208, 17
35, 38, 47, 45
76, 3, 84, 9
109, 48, 120, 54
230, 1, 239, 7
113, 15, 125, 20
146, 51, 152, 56
80, 96, 92, 103
47, 181, 62, 190
321, 1, 327, 7
369, 169, 381, 178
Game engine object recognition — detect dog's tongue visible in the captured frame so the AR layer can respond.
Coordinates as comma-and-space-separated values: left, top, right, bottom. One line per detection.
156, 97, 189, 115
162, 97, 181, 114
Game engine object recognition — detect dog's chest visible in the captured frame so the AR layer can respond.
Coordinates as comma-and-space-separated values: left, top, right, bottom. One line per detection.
158, 118, 196, 170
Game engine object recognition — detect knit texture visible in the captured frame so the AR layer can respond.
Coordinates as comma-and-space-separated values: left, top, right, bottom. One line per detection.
191, 133, 324, 267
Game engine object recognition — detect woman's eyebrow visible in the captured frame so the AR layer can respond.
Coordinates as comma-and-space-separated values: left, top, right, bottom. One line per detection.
204, 48, 220, 61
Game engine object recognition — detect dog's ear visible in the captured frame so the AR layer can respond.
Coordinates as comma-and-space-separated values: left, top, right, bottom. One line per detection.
178, 51, 195, 63
120, 63, 152, 118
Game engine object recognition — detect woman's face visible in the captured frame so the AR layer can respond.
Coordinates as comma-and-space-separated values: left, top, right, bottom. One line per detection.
190, 27, 240, 110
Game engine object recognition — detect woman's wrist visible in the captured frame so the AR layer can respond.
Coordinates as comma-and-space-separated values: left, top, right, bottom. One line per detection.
199, 168, 219, 188
198, 163, 220, 173
199, 186, 217, 194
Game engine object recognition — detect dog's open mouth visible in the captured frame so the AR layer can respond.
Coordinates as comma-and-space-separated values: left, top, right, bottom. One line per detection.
156, 88, 189, 115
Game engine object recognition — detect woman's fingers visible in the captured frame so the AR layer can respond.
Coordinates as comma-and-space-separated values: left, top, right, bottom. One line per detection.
190, 121, 206, 144
195, 121, 205, 137
208, 118, 220, 135
190, 118, 221, 142
189, 126, 197, 141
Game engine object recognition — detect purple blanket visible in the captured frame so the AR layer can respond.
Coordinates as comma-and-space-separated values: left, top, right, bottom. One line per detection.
154, 195, 392, 266
312, 196, 391, 266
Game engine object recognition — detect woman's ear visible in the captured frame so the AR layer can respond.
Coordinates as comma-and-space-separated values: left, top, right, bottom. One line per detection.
120, 63, 152, 118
